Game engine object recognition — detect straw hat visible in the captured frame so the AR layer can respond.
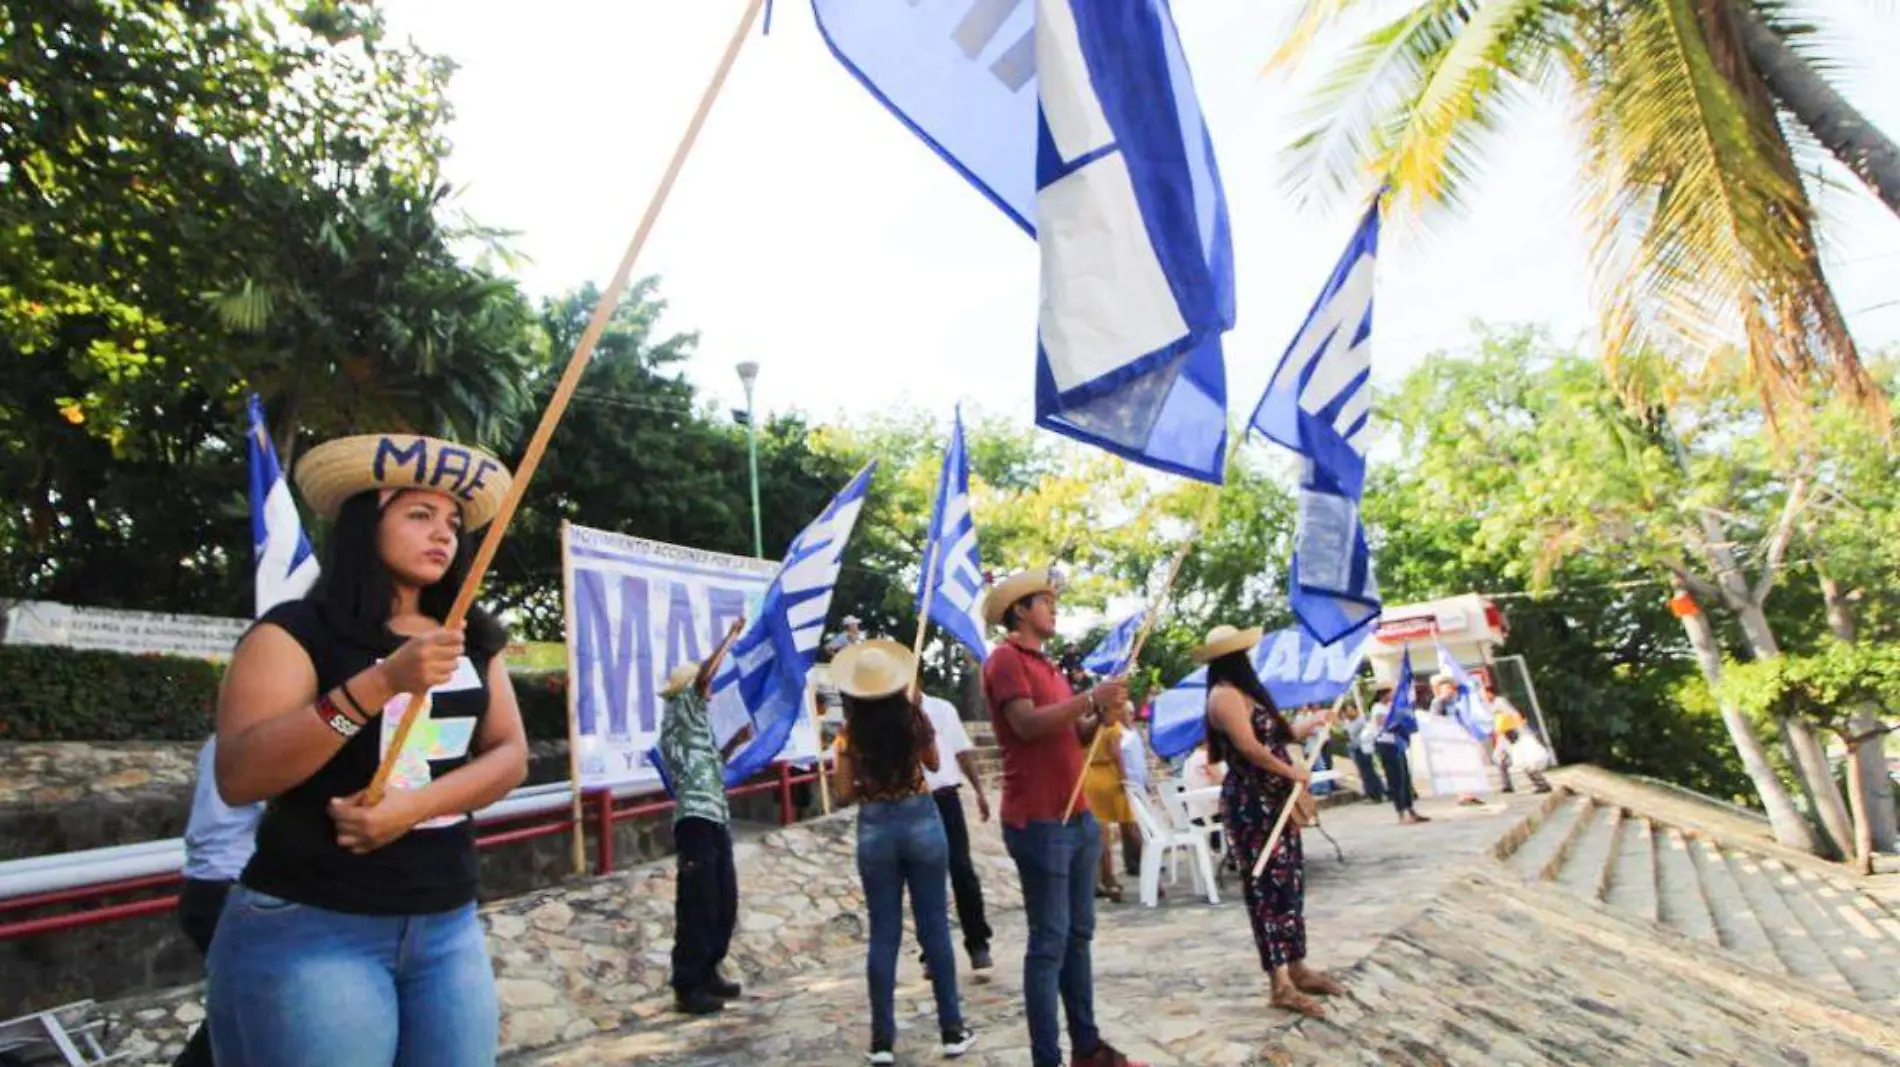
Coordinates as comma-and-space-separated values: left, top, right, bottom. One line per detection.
658, 663, 700, 700
830, 639, 917, 700
1190, 624, 1263, 664
295, 433, 513, 531
1431, 671, 1457, 687
982, 567, 1059, 628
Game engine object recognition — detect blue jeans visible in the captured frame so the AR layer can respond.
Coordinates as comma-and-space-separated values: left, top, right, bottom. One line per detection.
1003, 814, 1102, 1067
857, 793, 963, 1048
206, 886, 498, 1067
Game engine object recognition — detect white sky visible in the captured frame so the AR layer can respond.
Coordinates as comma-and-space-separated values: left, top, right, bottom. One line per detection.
378, 1, 1900, 431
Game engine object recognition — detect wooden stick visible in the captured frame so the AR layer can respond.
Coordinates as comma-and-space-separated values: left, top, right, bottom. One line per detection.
1061, 530, 1198, 823
811, 689, 833, 815
559, 522, 586, 876
908, 540, 940, 700
366, 0, 765, 802
1250, 691, 1350, 879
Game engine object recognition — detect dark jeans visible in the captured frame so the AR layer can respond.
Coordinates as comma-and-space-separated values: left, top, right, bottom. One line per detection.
174, 878, 231, 1067
932, 787, 992, 954
671, 817, 738, 994
1377, 742, 1416, 816
1350, 748, 1387, 801
859, 794, 963, 1047
1003, 814, 1103, 1067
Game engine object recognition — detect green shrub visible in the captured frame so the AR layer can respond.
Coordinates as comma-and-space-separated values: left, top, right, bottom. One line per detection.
0, 646, 575, 743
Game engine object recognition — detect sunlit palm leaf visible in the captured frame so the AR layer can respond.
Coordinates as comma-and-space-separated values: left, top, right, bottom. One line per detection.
204, 279, 276, 334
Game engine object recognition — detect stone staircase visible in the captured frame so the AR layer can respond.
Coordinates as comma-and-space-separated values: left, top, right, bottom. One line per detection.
1496, 787, 1900, 1013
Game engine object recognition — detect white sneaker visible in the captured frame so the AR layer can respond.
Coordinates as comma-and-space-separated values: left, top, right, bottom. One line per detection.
942, 1026, 978, 1058
867, 1048, 895, 1065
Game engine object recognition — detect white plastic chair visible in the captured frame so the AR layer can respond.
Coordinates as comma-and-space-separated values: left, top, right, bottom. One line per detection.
1124, 782, 1219, 908
1157, 777, 1225, 873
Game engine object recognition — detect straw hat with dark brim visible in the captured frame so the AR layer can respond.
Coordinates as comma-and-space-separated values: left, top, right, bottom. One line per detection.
1190, 624, 1263, 665
831, 639, 918, 700
295, 433, 513, 531
659, 663, 701, 700
982, 567, 1058, 628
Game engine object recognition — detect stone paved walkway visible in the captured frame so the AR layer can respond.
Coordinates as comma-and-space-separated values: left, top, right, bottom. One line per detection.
519, 793, 1540, 1066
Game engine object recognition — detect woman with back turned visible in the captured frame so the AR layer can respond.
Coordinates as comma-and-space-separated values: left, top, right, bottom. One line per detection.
831, 639, 977, 1065
1196, 625, 1345, 1020
207, 434, 528, 1067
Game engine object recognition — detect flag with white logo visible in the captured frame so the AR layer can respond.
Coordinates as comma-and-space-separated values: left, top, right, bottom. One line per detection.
1251, 199, 1382, 644
811, 0, 1234, 482
916, 408, 989, 663
247, 394, 317, 616
1080, 609, 1145, 676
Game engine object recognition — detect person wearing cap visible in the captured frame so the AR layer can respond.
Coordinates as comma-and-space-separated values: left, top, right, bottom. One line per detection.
657, 617, 750, 1016
1197, 624, 1346, 1020
981, 568, 1147, 1067
1429, 673, 1485, 806
206, 433, 528, 1067
1483, 679, 1552, 794
830, 640, 977, 1064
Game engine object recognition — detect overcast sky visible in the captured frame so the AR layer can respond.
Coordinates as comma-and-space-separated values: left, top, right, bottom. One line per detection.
378, 1, 1900, 432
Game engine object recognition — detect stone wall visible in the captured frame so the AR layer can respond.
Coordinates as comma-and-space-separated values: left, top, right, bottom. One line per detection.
97, 795, 1023, 1064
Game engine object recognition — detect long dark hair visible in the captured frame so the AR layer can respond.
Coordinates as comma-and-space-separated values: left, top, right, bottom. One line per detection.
1205, 650, 1291, 741
843, 692, 921, 797
308, 490, 508, 658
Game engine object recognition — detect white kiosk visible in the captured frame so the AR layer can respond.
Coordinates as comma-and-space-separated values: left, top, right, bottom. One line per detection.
1363, 594, 1553, 798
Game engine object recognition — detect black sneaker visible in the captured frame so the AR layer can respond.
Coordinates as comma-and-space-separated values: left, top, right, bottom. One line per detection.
969, 946, 993, 972
942, 1026, 977, 1058
674, 987, 725, 1016
708, 971, 742, 999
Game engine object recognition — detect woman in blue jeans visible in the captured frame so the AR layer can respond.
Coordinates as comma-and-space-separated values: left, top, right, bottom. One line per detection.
207, 434, 529, 1067
832, 640, 977, 1064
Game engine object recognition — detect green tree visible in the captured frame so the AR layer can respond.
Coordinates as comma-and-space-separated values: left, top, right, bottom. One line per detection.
1269, 0, 1886, 411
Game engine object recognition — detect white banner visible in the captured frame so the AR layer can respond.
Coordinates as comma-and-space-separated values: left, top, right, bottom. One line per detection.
3, 600, 248, 661
1413, 713, 1493, 798
564, 525, 827, 790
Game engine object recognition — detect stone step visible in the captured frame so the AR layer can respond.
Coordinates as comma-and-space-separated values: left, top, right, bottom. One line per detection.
1801, 865, 1900, 948
1603, 815, 1660, 925
1557, 801, 1623, 902
1653, 827, 1720, 947
1759, 859, 1900, 1003
1722, 849, 1858, 1000
1504, 793, 1590, 882
1687, 835, 1784, 971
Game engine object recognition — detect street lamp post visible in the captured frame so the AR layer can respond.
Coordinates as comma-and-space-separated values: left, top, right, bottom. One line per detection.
736, 361, 763, 558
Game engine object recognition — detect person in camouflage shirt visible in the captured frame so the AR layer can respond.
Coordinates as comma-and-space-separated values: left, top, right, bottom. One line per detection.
659, 617, 748, 1016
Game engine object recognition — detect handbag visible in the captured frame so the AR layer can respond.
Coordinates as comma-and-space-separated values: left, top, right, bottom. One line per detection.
1509, 732, 1553, 774
1292, 789, 1319, 828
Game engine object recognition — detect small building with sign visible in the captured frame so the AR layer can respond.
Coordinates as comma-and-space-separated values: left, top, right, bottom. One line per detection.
1364, 593, 1510, 685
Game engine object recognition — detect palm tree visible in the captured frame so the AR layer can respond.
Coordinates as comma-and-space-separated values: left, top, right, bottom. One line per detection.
1269, 0, 1891, 413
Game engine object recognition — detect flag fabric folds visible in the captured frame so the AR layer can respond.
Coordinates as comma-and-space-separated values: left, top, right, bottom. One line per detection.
915, 408, 989, 663
1435, 641, 1495, 742
247, 394, 318, 616
1080, 609, 1145, 676
710, 463, 877, 787
1250, 200, 1382, 644
1380, 647, 1419, 746
810, 0, 1234, 482
1149, 626, 1369, 758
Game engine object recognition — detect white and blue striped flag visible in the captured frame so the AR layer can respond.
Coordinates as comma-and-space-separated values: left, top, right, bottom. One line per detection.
1080, 609, 1145, 676
811, 0, 1234, 483
246, 394, 317, 615
1251, 200, 1382, 645
1436, 641, 1495, 742
916, 408, 989, 663
712, 462, 877, 786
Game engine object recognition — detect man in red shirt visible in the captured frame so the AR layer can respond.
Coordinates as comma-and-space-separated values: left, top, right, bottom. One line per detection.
983, 568, 1147, 1067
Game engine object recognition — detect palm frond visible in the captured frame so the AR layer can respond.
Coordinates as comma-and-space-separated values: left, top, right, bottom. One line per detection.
204, 279, 277, 334
1265, 0, 1389, 74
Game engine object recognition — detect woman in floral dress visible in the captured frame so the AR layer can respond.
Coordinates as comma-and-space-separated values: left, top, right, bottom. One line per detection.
1193, 626, 1345, 1019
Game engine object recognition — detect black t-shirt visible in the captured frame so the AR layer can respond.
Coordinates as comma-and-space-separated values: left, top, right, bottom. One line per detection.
239, 600, 492, 914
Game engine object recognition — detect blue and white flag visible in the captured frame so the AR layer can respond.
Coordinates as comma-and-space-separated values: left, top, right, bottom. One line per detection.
1436, 642, 1495, 742
811, 0, 1234, 482
1381, 647, 1419, 745
713, 463, 877, 786
915, 408, 989, 663
1251, 200, 1382, 644
247, 394, 317, 616
1150, 625, 1369, 758
1081, 609, 1145, 676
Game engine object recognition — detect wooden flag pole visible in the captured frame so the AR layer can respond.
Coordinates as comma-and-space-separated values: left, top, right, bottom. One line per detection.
366, 0, 766, 803
559, 522, 587, 876
1060, 530, 1198, 823
1249, 689, 1350, 879
908, 540, 941, 700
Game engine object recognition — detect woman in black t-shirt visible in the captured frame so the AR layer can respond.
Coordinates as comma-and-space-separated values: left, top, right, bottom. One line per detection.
206, 434, 528, 1067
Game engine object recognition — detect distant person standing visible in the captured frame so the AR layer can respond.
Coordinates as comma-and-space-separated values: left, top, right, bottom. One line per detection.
1484, 680, 1552, 794
1372, 688, 1428, 825
175, 737, 262, 1067
1341, 702, 1386, 803
919, 691, 995, 974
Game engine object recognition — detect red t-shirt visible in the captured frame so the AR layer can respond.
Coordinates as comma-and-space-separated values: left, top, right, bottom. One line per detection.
984, 638, 1089, 828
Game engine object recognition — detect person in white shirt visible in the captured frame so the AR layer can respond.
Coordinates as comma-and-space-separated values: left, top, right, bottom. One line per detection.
920, 694, 994, 972
1340, 702, 1387, 803
177, 737, 263, 1067
1116, 723, 1151, 878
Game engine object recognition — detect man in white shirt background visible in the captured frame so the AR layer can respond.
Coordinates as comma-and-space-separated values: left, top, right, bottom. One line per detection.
920, 692, 994, 973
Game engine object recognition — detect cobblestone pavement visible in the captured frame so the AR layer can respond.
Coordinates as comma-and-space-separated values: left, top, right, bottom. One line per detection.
520, 793, 1543, 1066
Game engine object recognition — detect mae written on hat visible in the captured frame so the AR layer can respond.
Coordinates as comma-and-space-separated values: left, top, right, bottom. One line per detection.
295, 434, 514, 532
